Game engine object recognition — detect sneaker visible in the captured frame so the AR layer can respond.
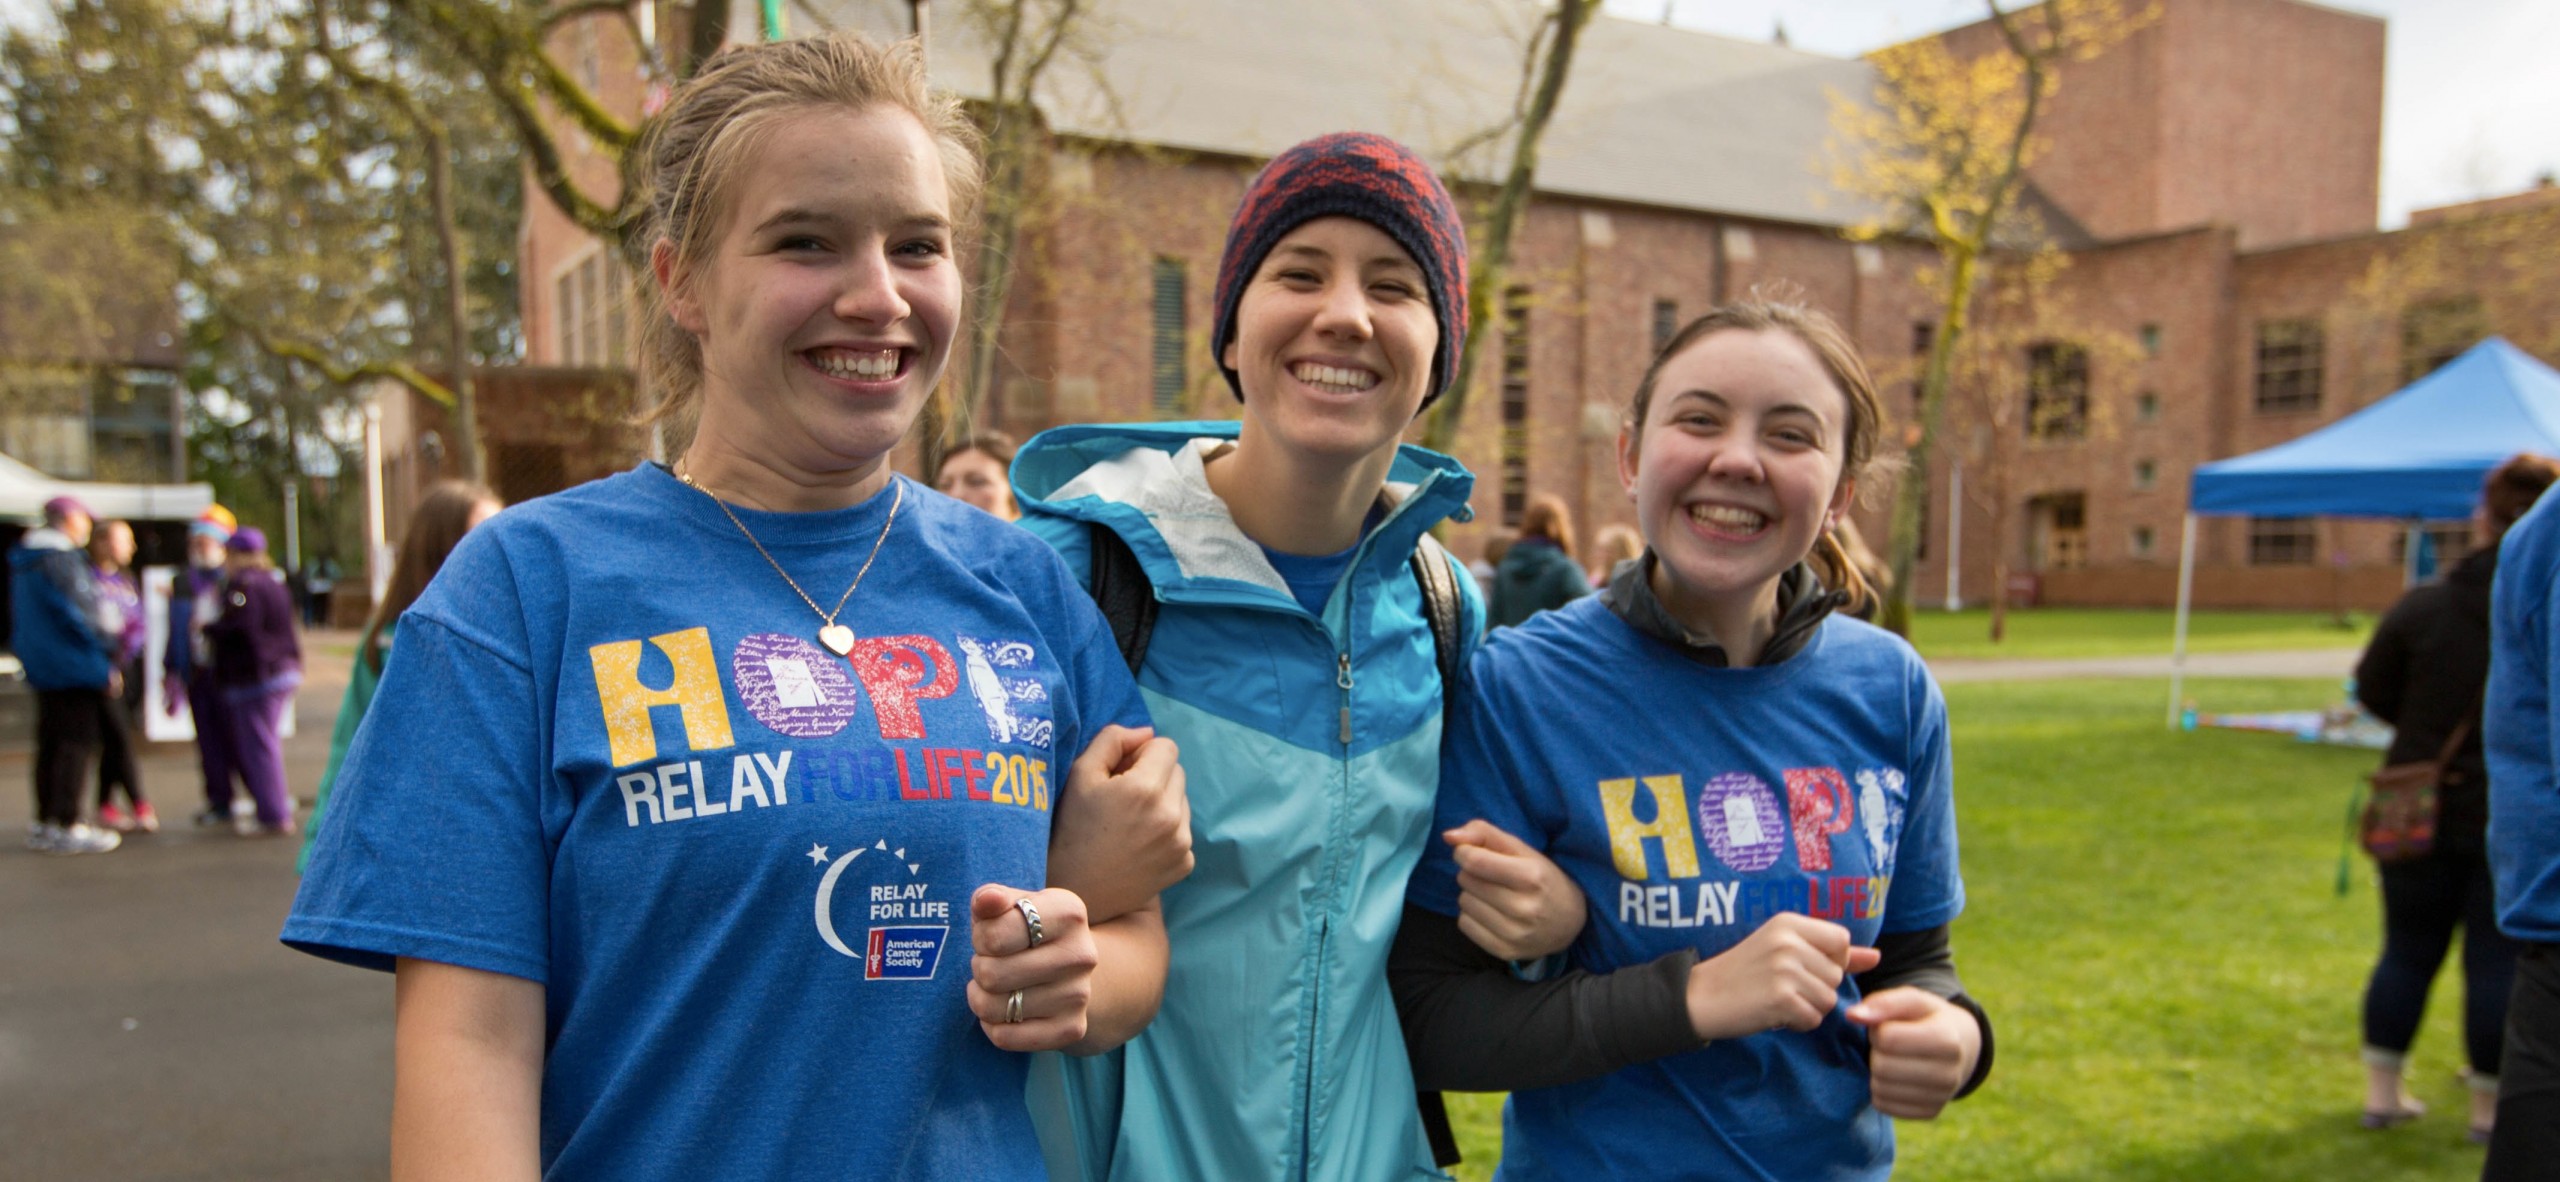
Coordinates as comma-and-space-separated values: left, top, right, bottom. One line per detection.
192, 808, 227, 829
26, 823, 61, 852
97, 803, 132, 832
133, 803, 160, 834
46, 823, 121, 855
230, 797, 257, 837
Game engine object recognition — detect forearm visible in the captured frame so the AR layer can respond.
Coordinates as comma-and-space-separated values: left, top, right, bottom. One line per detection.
1068, 902, 1166, 1056
391, 959, 544, 1182
1391, 905, 1699, 1092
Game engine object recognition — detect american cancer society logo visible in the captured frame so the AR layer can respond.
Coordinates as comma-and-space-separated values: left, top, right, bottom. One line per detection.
808, 837, 950, 981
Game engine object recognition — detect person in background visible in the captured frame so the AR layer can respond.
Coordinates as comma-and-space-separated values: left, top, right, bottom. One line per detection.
166, 507, 241, 828
936, 431, 1020, 521
2479, 452, 2560, 1178
298, 481, 501, 872
2351, 455, 2555, 1143
89, 518, 155, 834
1585, 522, 1643, 590
1491, 492, 1590, 627
1476, 527, 1516, 587
11, 496, 122, 855
203, 526, 301, 835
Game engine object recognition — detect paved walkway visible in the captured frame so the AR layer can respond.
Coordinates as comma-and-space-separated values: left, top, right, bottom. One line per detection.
1, 630, 390, 1182
1928, 647, 2360, 683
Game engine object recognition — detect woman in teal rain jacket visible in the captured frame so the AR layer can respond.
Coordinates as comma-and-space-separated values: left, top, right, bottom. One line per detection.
1015, 132, 1580, 1181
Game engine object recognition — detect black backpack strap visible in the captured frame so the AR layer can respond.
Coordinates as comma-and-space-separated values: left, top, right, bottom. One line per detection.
1087, 521, 1159, 675
1408, 530, 1469, 1168
1418, 1088, 1463, 1168
1408, 532, 1464, 690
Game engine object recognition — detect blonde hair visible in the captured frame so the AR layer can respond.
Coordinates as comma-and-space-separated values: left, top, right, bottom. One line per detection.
635, 34, 984, 437
1627, 297, 1892, 613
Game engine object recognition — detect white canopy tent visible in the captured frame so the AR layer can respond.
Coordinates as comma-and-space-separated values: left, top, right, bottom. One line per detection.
0, 450, 212, 524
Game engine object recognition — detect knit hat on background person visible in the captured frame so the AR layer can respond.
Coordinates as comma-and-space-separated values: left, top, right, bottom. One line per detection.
193, 504, 237, 542
41, 494, 92, 524
225, 526, 267, 554
1210, 131, 1469, 408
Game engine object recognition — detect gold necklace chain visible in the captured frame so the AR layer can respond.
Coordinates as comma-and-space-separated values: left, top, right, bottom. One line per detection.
674, 463, 903, 656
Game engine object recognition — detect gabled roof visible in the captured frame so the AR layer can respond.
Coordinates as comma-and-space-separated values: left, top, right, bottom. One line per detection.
808, 0, 1882, 228
2190, 337, 2560, 519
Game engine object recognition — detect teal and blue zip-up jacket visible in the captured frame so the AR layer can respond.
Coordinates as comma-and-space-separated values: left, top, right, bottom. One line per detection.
1014, 421, 1481, 1182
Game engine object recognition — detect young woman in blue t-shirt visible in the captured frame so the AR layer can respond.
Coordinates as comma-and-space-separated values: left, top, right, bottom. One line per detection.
287, 35, 1188, 1182
1395, 299, 1992, 1179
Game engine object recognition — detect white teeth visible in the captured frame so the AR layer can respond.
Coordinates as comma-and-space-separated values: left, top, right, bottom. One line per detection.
1290, 362, 1377, 393
1689, 504, 1767, 531
813, 349, 900, 379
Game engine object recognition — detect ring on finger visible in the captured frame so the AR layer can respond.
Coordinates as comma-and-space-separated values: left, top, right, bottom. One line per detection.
1015, 896, 1044, 949
1006, 989, 1025, 1024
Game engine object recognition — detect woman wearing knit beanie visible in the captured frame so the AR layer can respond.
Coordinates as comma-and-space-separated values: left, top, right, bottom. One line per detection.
1015, 132, 1583, 1181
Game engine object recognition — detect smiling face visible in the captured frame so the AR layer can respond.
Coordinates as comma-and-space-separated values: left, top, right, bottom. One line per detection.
1619, 327, 1857, 637
1220, 216, 1438, 469
660, 104, 961, 483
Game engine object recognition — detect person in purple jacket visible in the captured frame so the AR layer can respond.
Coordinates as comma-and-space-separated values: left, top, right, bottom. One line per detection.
203, 526, 301, 835
89, 518, 157, 834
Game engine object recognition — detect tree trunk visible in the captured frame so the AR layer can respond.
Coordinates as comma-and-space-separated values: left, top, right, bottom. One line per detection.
1420, 0, 1601, 454
1877, 237, 1981, 636
425, 120, 485, 483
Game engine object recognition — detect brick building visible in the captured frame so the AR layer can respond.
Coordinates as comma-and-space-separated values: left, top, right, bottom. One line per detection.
512, 0, 2560, 611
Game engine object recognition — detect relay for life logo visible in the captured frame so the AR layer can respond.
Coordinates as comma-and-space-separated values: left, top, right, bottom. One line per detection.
809, 836, 951, 980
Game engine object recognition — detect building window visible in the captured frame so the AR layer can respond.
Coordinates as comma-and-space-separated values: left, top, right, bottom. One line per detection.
1500, 286, 1531, 526
2253, 319, 2323, 413
2130, 525, 2156, 559
2136, 390, 2161, 423
2028, 492, 2087, 571
2248, 517, 2318, 566
2139, 323, 2162, 357
2390, 523, 2476, 566
1652, 299, 1679, 354
2133, 458, 2156, 490
2403, 296, 2485, 381
555, 249, 629, 368
1151, 258, 1186, 415
2025, 342, 2089, 440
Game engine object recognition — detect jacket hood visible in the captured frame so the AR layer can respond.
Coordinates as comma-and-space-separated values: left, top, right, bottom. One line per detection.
12, 527, 79, 563
1014, 420, 1475, 605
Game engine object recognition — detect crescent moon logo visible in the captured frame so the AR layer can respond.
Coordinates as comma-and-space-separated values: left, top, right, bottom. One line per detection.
812, 847, 867, 958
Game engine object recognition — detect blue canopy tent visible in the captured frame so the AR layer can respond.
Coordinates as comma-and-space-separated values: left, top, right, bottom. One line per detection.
2168, 337, 2560, 723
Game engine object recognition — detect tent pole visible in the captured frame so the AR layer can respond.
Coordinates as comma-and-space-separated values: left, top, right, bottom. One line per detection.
2170, 513, 2198, 728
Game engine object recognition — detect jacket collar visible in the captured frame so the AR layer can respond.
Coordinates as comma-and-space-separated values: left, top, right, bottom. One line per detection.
18, 527, 77, 552
1014, 420, 1474, 602
1597, 552, 1844, 667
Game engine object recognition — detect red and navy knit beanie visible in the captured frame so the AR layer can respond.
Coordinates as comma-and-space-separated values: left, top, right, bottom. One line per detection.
1211, 131, 1470, 408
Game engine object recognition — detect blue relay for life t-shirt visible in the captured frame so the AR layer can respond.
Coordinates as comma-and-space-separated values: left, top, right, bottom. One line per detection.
1410, 595, 1962, 1182
285, 464, 1147, 1181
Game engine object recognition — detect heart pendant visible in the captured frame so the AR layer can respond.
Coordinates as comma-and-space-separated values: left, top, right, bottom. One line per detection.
818, 625, 856, 657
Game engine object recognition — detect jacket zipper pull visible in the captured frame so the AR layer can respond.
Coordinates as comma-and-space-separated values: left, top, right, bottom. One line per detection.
1336, 652, 1354, 745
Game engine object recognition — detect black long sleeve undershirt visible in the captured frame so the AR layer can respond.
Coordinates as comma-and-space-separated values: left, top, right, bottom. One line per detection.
1390, 905, 1994, 1098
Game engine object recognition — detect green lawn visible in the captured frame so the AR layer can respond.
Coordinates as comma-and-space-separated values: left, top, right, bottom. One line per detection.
1447, 678, 2485, 1181
1909, 608, 2373, 661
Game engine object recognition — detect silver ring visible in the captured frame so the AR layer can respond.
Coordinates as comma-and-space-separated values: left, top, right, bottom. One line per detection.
1006, 989, 1025, 1024
1015, 896, 1044, 948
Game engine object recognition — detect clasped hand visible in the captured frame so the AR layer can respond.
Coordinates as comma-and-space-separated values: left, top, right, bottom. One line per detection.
967, 885, 1100, 1053
1686, 913, 1978, 1120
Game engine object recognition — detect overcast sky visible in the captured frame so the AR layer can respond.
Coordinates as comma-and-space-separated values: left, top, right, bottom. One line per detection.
1604, 0, 2560, 229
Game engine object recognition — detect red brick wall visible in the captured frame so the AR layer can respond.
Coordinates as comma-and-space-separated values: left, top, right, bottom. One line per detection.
1930, 0, 2381, 251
